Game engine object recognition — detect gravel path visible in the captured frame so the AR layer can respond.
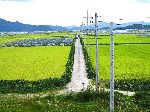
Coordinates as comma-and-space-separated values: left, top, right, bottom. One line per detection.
67, 35, 89, 92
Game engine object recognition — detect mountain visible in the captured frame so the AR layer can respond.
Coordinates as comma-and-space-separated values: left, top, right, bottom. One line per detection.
96, 21, 150, 29
66, 21, 150, 31
65, 25, 80, 31
0, 18, 68, 32
114, 22, 150, 30
116, 21, 150, 27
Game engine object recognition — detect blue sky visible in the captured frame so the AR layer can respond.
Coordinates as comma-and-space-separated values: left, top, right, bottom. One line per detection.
0, 0, 150, 26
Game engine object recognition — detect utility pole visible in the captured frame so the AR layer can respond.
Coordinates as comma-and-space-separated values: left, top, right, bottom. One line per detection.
109, 19, 123, 112
83, 10, 89, 35
95, 12, 99, 92
87, 10, 89, 34
83, 10, 93, 56
86, 10, 89, 54
110, 22, 114, 112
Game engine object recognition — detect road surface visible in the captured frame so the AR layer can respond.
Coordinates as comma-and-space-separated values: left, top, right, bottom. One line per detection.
67, 35, 89, 92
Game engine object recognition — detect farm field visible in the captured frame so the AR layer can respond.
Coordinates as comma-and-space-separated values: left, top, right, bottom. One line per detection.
0, 32, 75, 94
83, 34, 150, 80
89, 44, 150, 80
0, 46, 71, 81
0, 32, 75, 44
84, 34, 150, 44
0, 33, 150, 111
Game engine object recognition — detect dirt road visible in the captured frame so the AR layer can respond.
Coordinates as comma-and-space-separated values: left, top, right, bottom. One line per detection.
67, 35, 89, 92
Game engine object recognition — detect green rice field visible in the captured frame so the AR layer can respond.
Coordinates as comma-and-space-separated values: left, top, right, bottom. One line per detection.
84, 34, 150, 44
83, 34, 150, 80
0, 46, 71, 81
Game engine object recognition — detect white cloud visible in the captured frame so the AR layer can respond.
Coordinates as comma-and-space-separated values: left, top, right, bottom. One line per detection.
134, 0, 150, 3
0, 0, 150, 26
0, 0, 32, 2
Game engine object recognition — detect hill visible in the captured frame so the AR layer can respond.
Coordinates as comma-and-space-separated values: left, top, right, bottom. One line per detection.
0, 18, 68, 32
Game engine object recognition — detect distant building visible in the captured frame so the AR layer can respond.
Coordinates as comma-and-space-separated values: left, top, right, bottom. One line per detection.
114, 30, 128, 34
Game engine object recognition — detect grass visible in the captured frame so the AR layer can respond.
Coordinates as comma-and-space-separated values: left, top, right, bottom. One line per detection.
0, 90, 149, 112
0, 46, 71, 81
